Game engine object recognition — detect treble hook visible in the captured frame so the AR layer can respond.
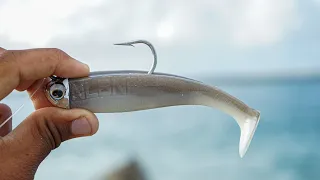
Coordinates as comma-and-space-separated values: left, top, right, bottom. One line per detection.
114, 40, 157, 74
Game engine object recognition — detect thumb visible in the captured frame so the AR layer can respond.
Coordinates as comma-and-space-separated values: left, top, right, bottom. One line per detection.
1, 107, 99, 178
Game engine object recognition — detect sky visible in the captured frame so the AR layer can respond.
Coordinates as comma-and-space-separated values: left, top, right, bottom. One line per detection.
0, 0, 320, 77
1, 1, 320, 179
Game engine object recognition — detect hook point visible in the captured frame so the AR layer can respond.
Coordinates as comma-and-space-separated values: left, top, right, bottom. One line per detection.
114, 43, 135, 47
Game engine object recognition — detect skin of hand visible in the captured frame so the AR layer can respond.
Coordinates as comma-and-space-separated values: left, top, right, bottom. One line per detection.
0, 47, 99, 180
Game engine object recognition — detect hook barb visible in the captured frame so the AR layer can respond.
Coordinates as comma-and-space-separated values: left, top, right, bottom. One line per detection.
114, 40, 157, 74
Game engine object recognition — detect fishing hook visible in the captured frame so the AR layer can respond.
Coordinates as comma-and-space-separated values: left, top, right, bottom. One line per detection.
114, 40, 157, 74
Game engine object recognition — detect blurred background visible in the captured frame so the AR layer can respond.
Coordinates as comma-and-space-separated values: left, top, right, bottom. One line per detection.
1, 0, 320, 179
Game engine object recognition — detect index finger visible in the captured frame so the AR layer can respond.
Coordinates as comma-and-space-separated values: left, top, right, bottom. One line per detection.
0, 48, 90, 100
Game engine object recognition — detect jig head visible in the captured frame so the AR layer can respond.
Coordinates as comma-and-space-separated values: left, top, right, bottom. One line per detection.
45, 75, 69, 109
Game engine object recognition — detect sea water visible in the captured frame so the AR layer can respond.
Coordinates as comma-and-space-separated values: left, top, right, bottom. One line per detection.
1, 77, 320, 180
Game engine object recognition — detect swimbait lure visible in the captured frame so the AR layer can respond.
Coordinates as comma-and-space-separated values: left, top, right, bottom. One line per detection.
45, 40, 260, 158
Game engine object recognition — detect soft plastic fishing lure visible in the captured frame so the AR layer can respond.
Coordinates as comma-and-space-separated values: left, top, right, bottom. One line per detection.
45, 40, 260, 158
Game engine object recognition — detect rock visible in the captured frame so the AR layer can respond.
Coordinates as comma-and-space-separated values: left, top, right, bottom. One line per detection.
106, 159, 147, 180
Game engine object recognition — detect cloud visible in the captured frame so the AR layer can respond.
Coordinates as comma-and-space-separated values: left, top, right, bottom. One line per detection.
1, 0, 310, 76
0, 0, 300, 47
225, 0, 300, 47
0, 0, 104, 46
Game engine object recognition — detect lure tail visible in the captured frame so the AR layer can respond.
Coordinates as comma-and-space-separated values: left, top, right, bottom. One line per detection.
236, 110, 260, 158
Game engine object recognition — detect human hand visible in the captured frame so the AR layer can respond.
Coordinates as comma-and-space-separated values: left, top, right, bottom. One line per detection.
0, 47, 99, 180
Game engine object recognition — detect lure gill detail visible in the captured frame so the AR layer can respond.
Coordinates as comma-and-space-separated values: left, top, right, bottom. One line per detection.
45, 40, 261, 158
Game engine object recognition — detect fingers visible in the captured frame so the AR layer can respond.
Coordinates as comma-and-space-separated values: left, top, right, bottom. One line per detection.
0, 103, 12, 136
15, 80, 35, 92
0, 107, 99, 179
0, 48, 90, 100
10, 107, 98, 147
27, 78, 53, 109
1, 108, 99, 174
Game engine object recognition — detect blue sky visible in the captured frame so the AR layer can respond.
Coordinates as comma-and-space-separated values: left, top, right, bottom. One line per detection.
0, 0, 319, 76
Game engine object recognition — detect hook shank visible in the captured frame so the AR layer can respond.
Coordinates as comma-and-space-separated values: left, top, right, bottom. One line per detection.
114, 40, 157, 74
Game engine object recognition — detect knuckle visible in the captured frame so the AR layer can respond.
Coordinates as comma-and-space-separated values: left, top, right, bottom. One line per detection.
49, 48, 69, 61
0, 50, 24, 71
46, 48, 70, 73
34, 116, 61, 150
32, 110, 69, 150
0, 50, 20, 79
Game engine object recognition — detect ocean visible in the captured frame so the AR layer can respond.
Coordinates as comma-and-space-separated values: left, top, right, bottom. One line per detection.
1, 76, 320, 180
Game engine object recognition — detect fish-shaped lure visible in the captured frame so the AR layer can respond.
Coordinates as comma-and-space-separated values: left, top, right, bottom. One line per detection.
45, 40, 260, 158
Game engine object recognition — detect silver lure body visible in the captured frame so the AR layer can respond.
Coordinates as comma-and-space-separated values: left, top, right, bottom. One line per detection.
45, 70, 260, 158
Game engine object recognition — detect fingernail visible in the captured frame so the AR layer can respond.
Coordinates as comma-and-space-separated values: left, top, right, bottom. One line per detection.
71, 117, 92, 135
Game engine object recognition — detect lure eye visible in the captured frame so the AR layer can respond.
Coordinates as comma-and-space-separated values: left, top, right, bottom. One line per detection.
52, 89, 64, 98
49, 83, 66, 100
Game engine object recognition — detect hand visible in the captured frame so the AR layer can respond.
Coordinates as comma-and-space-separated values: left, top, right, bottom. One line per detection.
0, 47, 99, 180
